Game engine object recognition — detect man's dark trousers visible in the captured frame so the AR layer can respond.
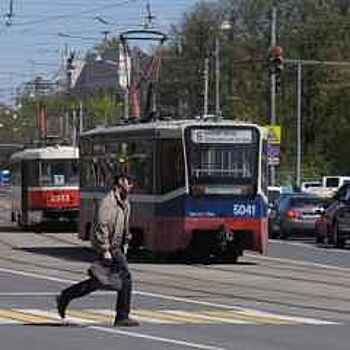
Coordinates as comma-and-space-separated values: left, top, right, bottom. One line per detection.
60, 253, 132, 321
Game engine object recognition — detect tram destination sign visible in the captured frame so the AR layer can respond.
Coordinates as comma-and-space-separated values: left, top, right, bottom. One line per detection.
191, 129, 253, 144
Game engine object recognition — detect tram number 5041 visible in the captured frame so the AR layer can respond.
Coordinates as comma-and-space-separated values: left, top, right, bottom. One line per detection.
233, 204, 256, 217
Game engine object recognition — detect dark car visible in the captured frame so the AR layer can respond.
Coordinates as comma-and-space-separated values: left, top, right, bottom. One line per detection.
268, 193, 292, 238
275, 194, 326, 239
315, 184, 350, 248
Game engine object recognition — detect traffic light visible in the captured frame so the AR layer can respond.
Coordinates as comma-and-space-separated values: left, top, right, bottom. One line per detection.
270, 46, 284, 92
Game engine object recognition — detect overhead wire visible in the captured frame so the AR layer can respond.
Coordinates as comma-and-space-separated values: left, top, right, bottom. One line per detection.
12, 0, 141, 27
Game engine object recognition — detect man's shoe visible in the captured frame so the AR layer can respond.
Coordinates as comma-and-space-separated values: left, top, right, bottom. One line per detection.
56, 294, 67, 319
114, 318, 140, 327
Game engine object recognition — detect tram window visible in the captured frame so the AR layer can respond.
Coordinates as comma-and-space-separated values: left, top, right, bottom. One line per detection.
80, 159, 96, 188
158, 139, 185, 194
190, 145, 256, 184
95, 158, 114, 190
11, 162, 21, 186
26, 161, 40, 186
39, 160, 79, 186
103, 140, 154, 194
128, 141, 154, 194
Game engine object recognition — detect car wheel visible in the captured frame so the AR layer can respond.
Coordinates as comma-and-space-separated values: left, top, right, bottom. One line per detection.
334, 222, 345, 249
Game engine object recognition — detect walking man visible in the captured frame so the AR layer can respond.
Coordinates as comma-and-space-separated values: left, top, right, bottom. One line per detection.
56, 174, 139, 327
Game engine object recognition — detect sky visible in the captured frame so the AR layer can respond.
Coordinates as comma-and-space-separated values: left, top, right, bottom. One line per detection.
0, 0, 199, 105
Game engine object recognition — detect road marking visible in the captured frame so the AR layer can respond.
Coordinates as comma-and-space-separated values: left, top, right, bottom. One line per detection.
0, 308, 338, 326
0, 309, 58, 324
98, 309, 165, 324
0, 266, 341, 326
88, 325, 227, 350
163, 310, 251, 324
200, 310, 292, 325
246, 253, 350, 272
1, 309, 227, 350
269, 239, 350, 253
133, 309, 211, 324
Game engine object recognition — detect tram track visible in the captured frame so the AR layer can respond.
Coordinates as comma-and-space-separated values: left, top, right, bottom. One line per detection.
0, 250, 349, 318
0, 230, 350, 318
28, 231, 350, 293
30, 230, 350, 280
4, 229, 350, 292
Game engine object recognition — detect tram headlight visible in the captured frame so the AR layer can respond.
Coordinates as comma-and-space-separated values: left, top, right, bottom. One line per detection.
28, 210, 43, 224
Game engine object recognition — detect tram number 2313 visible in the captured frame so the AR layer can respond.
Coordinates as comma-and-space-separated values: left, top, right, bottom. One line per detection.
233, 204, 256, 217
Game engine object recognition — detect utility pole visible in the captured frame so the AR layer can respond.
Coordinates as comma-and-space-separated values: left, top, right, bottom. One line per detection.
124, 91, 129, 119
204, 57, 209, 116
296, 62, 302, 188
284, 58, 350, 187
270, 5, 277, 186
72, 108, 77, 148
79, 100, 84, 134
215, 37, 220, 116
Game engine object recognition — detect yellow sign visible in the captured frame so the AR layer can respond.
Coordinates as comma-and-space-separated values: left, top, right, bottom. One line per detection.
264, 125, 281, 145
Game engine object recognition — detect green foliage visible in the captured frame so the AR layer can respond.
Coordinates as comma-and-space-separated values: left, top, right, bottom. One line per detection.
7, 0, 350, 181
159, 0, 350, 179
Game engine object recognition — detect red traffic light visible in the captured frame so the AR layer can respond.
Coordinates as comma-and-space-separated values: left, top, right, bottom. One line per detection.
271, 46, 283, 57
270, 46, 283, 72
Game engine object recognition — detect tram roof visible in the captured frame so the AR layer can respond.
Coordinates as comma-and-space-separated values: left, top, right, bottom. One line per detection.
81, 118, 262, 138
10, 145, 79, 161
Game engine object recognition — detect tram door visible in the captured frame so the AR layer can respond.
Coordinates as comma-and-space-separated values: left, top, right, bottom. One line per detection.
20, 161, 29, 226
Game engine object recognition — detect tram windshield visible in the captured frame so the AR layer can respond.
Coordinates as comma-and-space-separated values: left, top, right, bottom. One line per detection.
29, 159, 79, 187
186, 127, 259, 195
39, 160, 79, 186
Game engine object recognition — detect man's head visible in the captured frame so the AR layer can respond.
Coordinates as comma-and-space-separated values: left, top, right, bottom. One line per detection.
113, 174, 133, 199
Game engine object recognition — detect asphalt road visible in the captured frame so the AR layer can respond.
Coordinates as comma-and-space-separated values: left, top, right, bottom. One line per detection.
0, 188, 350, 350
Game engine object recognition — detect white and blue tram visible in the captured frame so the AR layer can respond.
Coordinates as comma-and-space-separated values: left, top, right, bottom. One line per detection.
79, 118, 269, 262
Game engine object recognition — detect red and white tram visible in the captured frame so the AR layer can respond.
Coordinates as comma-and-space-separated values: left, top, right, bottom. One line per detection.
10, 145, 79, 228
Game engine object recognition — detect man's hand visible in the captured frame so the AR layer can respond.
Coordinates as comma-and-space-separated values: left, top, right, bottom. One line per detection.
101, 251, 113, 267
103, 251, 112, 260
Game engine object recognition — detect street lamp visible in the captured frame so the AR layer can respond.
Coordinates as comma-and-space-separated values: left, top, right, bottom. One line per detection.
214, 20, 232, 116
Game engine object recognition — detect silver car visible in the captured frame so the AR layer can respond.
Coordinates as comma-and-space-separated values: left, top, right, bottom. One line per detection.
276, 194, 326, 239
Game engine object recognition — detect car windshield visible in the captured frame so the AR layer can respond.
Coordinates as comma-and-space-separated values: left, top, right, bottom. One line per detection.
289, 197, 324, 207
325, 177, 339, 188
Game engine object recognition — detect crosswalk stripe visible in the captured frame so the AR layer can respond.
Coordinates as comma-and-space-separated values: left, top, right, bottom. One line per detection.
166, 310, 252, 324
235, 309, 338, 325
0, 318, 19, 325
0, 308, 338, 326
132, 309, 192, 324
96, 309, 167, 324
0, 309, 57, 324
67, 310, 111, 323
163, 310, 251, 324
203, 310, 294, 325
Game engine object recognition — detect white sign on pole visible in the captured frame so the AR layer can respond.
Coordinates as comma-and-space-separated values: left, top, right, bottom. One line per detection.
118, 43, 131, 91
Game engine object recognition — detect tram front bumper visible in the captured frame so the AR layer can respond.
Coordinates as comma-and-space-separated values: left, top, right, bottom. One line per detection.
28, 208, 79, 225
